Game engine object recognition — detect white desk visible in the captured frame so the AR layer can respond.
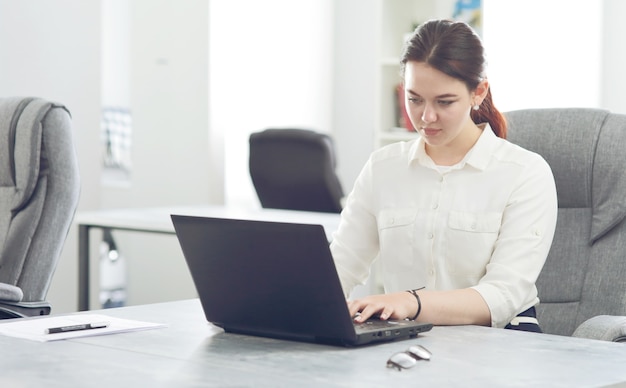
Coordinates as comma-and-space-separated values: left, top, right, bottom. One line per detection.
74, 205, 341, 311
2, 299, 626, 387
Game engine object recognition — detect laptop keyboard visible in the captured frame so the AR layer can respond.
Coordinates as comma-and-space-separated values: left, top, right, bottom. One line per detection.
355, 319, 407, 331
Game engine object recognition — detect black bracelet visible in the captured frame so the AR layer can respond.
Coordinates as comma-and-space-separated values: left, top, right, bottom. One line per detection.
406, 287, 425, 320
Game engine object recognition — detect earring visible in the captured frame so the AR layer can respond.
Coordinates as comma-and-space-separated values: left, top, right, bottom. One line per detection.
472, 104, 480, 111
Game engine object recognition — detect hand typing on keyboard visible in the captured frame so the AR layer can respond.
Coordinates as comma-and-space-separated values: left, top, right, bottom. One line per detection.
348, 291, 418, 323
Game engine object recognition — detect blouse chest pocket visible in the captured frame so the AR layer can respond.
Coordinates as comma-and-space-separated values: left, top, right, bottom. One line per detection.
378, 208, 418, 230
377, 208, 419, 267
446, 211, 503, 280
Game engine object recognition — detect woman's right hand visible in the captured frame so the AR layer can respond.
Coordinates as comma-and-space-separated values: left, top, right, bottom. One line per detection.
347, 291, 418, 323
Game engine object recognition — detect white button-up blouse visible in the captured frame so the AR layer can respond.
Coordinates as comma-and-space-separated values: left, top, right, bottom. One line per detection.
330, 126, 558, 328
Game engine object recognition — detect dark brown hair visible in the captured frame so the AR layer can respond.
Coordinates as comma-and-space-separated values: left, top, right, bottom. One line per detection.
400, 19, 507, 138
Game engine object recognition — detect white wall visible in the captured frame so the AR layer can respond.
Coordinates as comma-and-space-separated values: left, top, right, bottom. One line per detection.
210, 0, 334, 209
332, 0, 378, 192
103, 0, 218, 208
100, 0, 218, 308
101, 0, 131, 108
0, 0, 102, 314
0, 0, 220, 312
483, 0, 603, 111
602, 0, 626, 113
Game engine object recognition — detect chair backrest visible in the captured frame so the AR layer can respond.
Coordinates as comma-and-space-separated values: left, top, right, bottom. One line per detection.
249, 128, 344, 213
0, 97, 80, 302
505, 108, 626, 336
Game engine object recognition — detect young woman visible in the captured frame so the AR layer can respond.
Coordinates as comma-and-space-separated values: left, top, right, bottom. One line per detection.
330, 19, 557, 332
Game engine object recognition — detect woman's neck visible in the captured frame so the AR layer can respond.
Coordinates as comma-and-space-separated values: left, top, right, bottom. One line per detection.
426, 124, 483, 166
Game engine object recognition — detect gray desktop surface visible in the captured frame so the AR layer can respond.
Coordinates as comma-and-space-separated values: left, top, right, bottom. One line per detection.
2, 299, 626, 387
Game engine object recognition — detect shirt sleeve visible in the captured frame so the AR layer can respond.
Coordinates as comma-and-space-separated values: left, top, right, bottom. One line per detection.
471, 155, 558, 328
330, 157, 380, 298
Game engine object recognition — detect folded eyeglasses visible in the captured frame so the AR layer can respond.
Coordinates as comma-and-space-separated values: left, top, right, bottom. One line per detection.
386, 344, 432, 371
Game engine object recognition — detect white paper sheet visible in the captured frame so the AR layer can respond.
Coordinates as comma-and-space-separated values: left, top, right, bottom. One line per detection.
0, 313, 167, 342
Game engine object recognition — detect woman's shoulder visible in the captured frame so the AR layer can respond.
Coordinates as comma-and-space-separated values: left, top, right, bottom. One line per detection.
493, 135, 551, 170
370, 138, 420, 163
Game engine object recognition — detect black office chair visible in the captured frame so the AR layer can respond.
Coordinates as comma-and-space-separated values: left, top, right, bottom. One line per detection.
249, 128, 344, 213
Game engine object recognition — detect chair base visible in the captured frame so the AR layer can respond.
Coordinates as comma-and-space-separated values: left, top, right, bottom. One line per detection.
0, 300, 52, 319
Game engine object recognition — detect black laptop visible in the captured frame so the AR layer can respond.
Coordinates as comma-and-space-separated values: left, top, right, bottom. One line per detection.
171, 214, 433, 346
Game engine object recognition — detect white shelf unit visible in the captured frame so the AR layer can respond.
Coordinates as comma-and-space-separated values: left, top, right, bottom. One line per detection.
374, 0, 466, 149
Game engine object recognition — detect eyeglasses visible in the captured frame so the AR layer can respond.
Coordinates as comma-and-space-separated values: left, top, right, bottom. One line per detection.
386, 344, 432, 371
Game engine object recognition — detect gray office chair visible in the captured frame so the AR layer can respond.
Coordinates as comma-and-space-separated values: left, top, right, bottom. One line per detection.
0, 97, 80, 319
506, 108, 626, 342
249, 128, 344, 213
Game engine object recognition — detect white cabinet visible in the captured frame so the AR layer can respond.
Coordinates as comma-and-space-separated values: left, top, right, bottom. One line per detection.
374, 0, 482, 148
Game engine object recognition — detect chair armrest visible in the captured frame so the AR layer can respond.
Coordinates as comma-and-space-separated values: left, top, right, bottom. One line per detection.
572, 315, 626, 343
0, 283, 23, 302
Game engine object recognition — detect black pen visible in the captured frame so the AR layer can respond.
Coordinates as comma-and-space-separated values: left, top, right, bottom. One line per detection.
45, 322, 110, 334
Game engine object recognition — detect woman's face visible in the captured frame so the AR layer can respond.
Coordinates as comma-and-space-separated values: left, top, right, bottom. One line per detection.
404, 61, 484, 152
